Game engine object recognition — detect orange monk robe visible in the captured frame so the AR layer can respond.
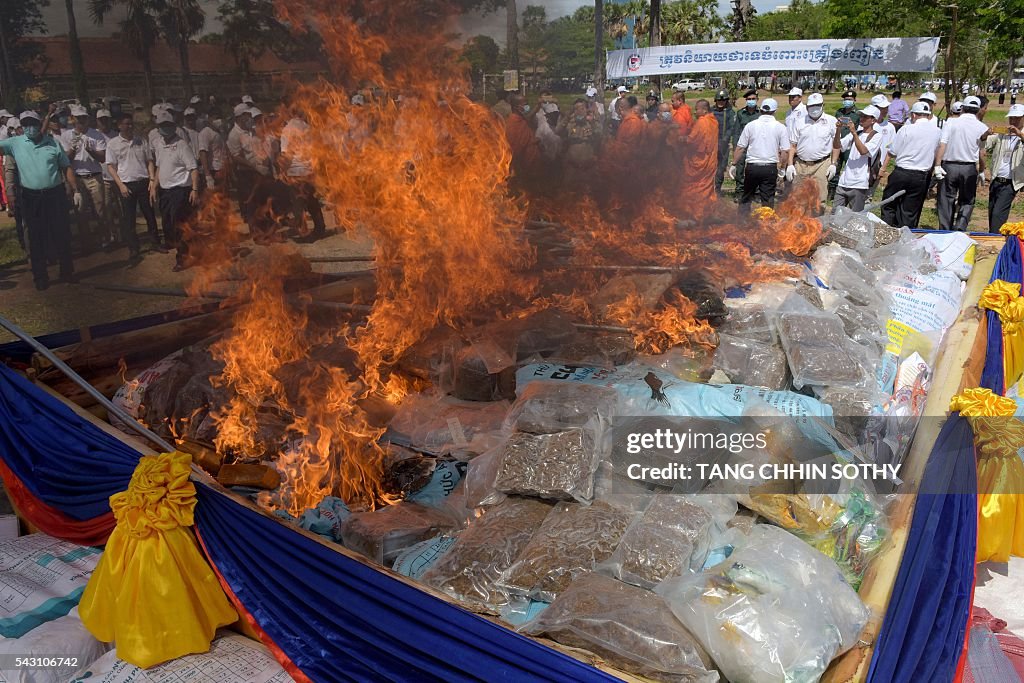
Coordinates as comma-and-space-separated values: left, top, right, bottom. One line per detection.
505, 112, 542, 180
672, 103, 693, 137
601, 112, 645, 174
680, 113, 718, 217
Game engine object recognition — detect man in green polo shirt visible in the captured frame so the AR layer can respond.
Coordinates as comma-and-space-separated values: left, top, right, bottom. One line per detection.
828, 90, 862, 201
0, 110, 78, 290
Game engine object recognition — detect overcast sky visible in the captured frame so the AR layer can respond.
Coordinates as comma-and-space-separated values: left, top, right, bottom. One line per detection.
40, 0, 789, 42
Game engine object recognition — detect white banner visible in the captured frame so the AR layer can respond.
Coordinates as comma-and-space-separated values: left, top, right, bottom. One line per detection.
606, 37, 941, 78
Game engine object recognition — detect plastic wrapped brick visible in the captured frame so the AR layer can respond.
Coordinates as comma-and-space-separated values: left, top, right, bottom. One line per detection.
420, 497, 553, 611
501, 500, 637, 602
493, 428, 601, 503
712, 335, 788, 390
504, 380, 618, 434
341, 502, 460, 565
719, 305, 776, 344
777, 311, 868, 389
656, 524, 869, 683
523, 573, 719, 683
821, 207, 875, 255
602, 495, 737, 589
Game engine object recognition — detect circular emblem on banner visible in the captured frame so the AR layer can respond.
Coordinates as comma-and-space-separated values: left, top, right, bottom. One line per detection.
627, 53, 642, 72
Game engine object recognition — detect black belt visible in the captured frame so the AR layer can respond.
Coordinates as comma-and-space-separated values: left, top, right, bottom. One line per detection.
20, 185, 64, 196
747, 162, 778, 167
896, 167, 929, 175
993, 177, 1013, 184
944, 161, 976, 166
798, 156, 831, 164
75, 172, 101, 177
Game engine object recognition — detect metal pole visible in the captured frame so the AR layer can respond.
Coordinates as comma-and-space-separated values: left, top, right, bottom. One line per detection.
0, 313, 177, 453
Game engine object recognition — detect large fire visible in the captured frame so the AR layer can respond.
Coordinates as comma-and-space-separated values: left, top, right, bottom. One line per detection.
181, 0, 823, 516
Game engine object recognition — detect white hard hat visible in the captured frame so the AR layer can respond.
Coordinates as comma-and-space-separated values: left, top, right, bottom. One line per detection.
860, 105, 881, 119
910, 101, 931, 114
69, 104, 88, 117
870, 94, 890, 108
963, 95, 982, 108
760, 98, 779, 112
919, 92, 938, 104
806, 93, 824, 106
233, 102, 252, 117
1006, 104, 1024, 117
154, 110, 175, 124
788, 87, 803, 97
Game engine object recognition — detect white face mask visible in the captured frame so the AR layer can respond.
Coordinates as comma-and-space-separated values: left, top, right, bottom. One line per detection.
808, 106, 823, 120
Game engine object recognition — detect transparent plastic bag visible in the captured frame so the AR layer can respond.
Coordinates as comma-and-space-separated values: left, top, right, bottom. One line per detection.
602, 495, 738, 589
712, 334, 788, 390
800, 486, 890, 590
386, 393, 510, 455
504, 381, 618, 434
500, 500, 637, 602
464, 442, 507, 507
777, 310, 869, 390
821, 206, 875, 256
420, 496, 553, 612
719, 304, 776, 344
493, 427, 602, 503
340, 502, 460, 565
656, 524, 869, 683
523, 573, 719, 683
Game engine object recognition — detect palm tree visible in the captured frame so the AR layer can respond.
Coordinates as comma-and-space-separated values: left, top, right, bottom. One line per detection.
158, 0, 205, 96
64, 0, 89, 103
649, 0, 662, 47
90, 0, 160, 105
506, 0, 519, 71
594, 0, 604, 91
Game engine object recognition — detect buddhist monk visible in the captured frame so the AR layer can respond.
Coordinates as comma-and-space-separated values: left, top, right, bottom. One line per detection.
505, 94, 542, 192
679, 99, 719, 217
671, 91, 694, 137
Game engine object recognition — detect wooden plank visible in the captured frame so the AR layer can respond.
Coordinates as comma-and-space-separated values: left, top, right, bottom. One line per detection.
821, 238, 999, 683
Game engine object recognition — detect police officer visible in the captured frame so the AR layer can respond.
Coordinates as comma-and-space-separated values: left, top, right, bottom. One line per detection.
881, 102, 941, 228
711, 90, 736, 195
729, 98, 791, 213
828, 90, 861, 200
732, 89, 760, 198
934, 94, 990, 230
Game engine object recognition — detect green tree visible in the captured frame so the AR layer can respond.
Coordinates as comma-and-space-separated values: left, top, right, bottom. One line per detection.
157, 0, 205, 96
63, 0, 89, 104
661, 0, 726, 44
217, 0, 291, 91
0, 0, 47, 109
746, 0, 827, 41
461, 34, 500, 83
89, 0, 160, 105
520, 5, 547, 77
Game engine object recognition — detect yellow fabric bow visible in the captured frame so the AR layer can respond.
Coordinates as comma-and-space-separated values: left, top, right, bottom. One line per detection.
977, 281, 1024, 389
979, 280, 1022, 315
79, 452, 237, 668
1000, 221, 1024, 239
949, 387, 1018, 417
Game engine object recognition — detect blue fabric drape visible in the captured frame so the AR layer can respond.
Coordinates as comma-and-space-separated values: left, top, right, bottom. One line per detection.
194, 484, 623, 683
991, 235, 1023, 287
0, 365, 139, 519
867, 413, 977, 683
980, 309, 1005, 395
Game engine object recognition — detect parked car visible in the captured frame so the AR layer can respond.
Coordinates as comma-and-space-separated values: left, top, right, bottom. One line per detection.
671, 79, 706, 92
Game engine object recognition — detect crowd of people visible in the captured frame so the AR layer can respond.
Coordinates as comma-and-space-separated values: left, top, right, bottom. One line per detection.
0, 95, 324, 291
503, 85, 1024, 233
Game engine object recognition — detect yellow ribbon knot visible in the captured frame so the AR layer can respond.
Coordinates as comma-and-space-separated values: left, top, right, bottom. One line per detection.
999, 221, 1024, 239
80, 452, 237, 668
979, 280, 1022, 315
949, 387, 1018, 417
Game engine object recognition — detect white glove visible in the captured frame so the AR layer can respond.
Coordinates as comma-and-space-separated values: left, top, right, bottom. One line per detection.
72, 192, 83, 210
785, 164, 796, 182
205, 174, 216, 189
932, 165, 947, 180
728, 165, 737, 180
825, 164, 837, 180
979, 170, 988, 184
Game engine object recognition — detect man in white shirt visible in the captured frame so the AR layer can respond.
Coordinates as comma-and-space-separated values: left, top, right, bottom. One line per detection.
934, 95, 991, 230
60, 104, 109, 251
609, 85, 627, 124
869, 94, 896, 192
787, 92, 837, 203
985, 104, 1024, 233
917, 92, 939, 127
279, 111, 326, 241
729, 98, 791, 213
831, 104, 884, 212
585, 86, 605, 123
182, 107, 202, 160
0, 110, 10, 141
784, 87, 806, 139
150, 110, 199, 270
94, 109, 123, 249
198, 119, 228, 191
106, 113, 160, 258
881, 102, 942, 228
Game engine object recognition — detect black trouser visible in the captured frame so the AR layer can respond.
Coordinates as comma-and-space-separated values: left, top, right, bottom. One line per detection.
234, 167, 259, 223
936, 161, 978, 230
159, 185, 192, 261
119, 179, 158, 249
715, 139, 730, 194
881, 167, 930, 229
989, 178, 1018, 233
290, 179, 326, 236
21, 185, 73, 285
739, 163, 778, 213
